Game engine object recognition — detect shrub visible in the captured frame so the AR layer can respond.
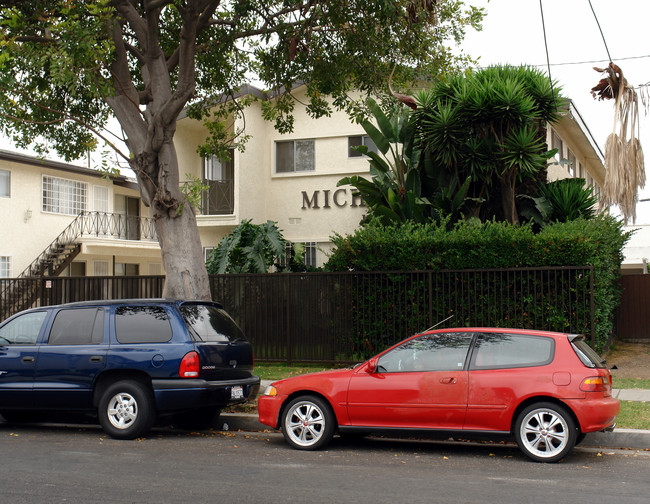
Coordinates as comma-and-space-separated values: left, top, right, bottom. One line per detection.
326, 216, 630, 351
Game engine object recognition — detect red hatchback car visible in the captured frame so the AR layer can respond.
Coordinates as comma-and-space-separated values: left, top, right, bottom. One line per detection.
258, 328, 619, 462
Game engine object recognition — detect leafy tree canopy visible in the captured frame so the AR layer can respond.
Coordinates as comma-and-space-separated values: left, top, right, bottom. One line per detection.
0, 0, 484, 298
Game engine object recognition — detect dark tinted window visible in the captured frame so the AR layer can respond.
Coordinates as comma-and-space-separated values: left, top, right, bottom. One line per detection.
571, 335, 606, 368
0, 311, 47, 345
115, 306, 173, 344
180, 305, 245, 343
471, 333, 554, 370
377, 333, 473, 373
48, 308, 104, 345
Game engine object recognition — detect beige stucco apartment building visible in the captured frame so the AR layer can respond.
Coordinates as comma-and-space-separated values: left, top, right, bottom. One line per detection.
0, 85, 611, 279
0, 151, 161, 279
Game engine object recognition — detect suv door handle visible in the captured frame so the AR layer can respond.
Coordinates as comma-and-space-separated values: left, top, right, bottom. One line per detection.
21, 356, 35, 363
90, 356, 103, 363
439, 377, 457, 384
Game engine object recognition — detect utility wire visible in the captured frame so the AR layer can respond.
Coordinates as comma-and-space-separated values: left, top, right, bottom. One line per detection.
588, 0, 613, 62
539, 0, 558, 110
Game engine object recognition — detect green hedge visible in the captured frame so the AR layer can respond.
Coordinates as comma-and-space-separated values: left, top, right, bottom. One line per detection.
326, 217, 631, 352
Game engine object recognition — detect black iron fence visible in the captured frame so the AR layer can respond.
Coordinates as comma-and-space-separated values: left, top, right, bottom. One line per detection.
1, 267, 595, 363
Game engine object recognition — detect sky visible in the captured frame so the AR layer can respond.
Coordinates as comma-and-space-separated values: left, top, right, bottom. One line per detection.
460, 0, 650, 223
2, 0, 650, 221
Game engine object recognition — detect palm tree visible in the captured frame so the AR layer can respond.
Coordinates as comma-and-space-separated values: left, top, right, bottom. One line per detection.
416, 65, 564, 224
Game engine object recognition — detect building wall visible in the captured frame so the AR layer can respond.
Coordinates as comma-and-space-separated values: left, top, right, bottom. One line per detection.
2, 91, 613, 277
178, 90, 609, 268
0, 153, 161, 278
177, 87, 370, 267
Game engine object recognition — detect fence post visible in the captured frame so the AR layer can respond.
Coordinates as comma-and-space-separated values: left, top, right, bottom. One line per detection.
286, 274, 292, 366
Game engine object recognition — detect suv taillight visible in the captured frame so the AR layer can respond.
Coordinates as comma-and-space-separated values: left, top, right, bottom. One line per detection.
180, 351, 199, 378
580, 375, 611, 393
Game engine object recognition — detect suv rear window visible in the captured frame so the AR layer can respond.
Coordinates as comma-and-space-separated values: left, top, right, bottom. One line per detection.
115, 306, 173, 343
180, 304, 246, 343
570, 335, 606, 368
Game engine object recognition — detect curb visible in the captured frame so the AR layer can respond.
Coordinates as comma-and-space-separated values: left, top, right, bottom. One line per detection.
220, 413, 650, 450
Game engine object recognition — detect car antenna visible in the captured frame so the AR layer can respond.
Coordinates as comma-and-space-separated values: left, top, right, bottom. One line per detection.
422, 314, 454, 333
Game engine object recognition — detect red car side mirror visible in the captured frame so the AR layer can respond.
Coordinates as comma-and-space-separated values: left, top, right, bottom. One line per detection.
366, 357, 378, 374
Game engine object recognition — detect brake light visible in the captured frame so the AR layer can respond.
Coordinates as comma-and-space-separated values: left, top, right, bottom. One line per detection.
179, 351, 200, 378
580, 375, 611, 392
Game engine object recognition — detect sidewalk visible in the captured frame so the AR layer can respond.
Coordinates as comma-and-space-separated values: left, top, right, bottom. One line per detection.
223, 383, 650, 450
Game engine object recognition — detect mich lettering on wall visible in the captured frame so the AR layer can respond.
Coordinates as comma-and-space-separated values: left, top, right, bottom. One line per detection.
301, 189, 365, 210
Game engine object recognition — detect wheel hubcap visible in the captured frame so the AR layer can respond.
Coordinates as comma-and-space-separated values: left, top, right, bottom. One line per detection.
286, 402, 325, 447
520, 408, 569, 459
107, 392, 138, 430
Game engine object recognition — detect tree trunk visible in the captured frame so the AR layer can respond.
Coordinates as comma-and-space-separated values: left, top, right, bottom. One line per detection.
156, 205, 211, 300
500, 176, 519, 225
133, 134, 211, 301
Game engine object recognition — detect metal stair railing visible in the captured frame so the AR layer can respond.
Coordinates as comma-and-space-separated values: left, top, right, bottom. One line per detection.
15, 211, 158, 280
1, 211, 159, 315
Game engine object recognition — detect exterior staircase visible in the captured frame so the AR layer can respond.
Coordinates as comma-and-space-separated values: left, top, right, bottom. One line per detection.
1, 211, 158, 317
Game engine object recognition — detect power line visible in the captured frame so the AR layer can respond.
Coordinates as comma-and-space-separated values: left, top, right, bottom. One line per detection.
533, 54, 650, 68
588, 0, 613, 62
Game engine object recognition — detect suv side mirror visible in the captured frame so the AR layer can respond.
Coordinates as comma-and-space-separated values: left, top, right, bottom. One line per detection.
366, 357, 379, 374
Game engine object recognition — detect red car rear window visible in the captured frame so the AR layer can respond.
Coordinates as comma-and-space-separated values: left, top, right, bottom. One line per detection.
570, 335, 606, 368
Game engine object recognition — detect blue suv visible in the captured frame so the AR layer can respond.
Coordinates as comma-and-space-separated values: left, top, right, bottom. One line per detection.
0, 299, 260, 439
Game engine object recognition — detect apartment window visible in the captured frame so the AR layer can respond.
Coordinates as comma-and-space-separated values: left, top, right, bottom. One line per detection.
0, 256, 11, 278
42, 175, 87, 215
276, 140, 315, 173
348, 135, 378, 157
203, 247, 215, 263
284, 242, 318, 268
94, 260, 109, 276
115, 263, 139, 276
0, 170, 10, 197
148, 263, 162, 275
61, 261, 86, 277
93, 185, 109, 213
567, 149, 576, 177
551, 130, 564, 164
202, 152, 234, 215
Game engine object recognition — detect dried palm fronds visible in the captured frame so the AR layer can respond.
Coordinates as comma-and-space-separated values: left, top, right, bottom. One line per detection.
593, 63, 645, 224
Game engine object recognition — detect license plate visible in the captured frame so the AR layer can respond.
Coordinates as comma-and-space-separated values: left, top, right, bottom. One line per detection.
231, 385, 244, 399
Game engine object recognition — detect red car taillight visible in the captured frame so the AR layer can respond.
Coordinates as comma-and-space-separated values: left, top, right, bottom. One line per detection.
179, 351, 200, 378
580, 375, 611, 393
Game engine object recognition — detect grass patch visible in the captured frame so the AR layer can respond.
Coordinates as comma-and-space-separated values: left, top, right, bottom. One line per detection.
615, 401, 650, 430
253, 363, 340, 381
612, 378, 650, 390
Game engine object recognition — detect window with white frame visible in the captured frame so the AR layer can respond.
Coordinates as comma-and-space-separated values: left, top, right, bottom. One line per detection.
284, 242, 317, 268
94, 260, 109, 276
276, 140, 315, 173
42, 175, 87, 215
0, 256, 11, 278
348, 135, 379, 157
203, 247, 215, 263
551, 129, 564, 164
567, 149, 576, 177
93, 185, 109, 213
0, 170, 10, 197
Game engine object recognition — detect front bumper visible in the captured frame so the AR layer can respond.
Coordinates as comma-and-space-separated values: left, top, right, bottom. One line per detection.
258, 393, 286, 429
152, 376, 261, 412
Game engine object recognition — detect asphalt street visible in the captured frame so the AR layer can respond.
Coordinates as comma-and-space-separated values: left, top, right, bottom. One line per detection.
0, 423, 648, 504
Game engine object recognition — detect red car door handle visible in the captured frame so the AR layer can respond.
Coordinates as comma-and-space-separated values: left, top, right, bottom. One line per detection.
439, 377, 457, 384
